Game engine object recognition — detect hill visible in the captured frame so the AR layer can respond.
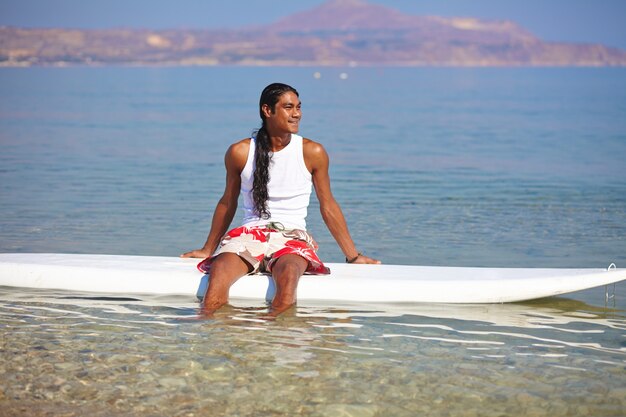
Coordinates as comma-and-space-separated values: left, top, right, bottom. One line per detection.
2, 0, 625, 67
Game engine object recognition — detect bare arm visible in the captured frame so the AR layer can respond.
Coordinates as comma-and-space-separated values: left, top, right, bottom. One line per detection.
304, 140, 380, 264
181, 140, 249, 258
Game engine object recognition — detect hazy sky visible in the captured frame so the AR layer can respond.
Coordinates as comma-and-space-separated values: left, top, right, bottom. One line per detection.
1, 0, 625, 49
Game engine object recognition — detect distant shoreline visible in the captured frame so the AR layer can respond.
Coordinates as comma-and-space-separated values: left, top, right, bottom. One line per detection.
2, 24, 625, 68
2, 61, 625, 69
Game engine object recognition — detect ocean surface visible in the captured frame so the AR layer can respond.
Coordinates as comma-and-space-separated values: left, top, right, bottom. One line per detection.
1, 66, 625, 416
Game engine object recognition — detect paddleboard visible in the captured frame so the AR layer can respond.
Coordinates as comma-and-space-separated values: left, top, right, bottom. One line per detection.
0, 253, 624, 304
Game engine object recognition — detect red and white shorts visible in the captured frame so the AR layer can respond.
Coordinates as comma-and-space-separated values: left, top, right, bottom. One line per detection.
197, 225, 330, 275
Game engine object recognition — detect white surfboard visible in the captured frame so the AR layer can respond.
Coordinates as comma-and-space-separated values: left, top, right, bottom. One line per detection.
0, 253, 624, 304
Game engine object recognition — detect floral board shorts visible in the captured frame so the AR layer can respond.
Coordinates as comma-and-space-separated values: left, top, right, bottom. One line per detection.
197, 224, 331, 275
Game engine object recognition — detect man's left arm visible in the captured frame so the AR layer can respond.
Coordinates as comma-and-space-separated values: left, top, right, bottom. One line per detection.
305, 140, 380, 264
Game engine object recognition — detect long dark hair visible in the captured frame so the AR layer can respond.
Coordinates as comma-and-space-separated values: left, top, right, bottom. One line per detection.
252, 83, 299, 219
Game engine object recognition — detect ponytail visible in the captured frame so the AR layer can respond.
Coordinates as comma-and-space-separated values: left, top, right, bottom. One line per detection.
252, 123, 271, 219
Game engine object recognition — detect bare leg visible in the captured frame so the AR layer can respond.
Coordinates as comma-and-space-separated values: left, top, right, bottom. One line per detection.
202, 252, 252, 315
268, 254, 308, 316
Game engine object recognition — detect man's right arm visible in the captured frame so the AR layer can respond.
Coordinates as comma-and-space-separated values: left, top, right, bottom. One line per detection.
181, 139, 249, 258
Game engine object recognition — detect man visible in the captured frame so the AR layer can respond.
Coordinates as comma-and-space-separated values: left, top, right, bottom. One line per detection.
182, 83, 379, 315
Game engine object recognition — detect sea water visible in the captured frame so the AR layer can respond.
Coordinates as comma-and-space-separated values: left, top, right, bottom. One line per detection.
0, 67, 625, 416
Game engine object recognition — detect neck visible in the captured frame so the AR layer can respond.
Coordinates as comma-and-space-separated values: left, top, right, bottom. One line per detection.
269, 133, 292, 152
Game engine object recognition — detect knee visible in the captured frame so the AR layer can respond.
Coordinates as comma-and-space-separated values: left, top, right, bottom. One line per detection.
203, 254, 248, 305
209, 253, 247, 277
273, 261, 303, 282
209, 254, 229, 275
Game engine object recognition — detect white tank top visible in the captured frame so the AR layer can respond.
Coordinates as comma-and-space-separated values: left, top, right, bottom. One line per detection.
241, 134, 312, 230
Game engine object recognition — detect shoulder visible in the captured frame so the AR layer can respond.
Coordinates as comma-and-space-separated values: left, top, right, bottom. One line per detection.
225, 138, 251, 172
228, 138, 251, 156
302, 138, 329, 172
302, 138, 328, 159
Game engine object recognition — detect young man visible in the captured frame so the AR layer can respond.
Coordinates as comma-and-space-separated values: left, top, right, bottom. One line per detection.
182, 83, 379, 315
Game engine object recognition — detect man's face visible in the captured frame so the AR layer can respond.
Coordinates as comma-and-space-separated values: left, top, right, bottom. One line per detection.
264, 91, 301, 134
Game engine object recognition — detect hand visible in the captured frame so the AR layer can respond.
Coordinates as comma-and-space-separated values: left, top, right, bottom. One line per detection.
181, 248, 212, 259
352, 254, 381, 264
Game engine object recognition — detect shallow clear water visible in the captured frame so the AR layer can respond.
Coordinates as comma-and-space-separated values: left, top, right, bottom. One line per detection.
1, 287, 624, 416
1, 67, 625, 416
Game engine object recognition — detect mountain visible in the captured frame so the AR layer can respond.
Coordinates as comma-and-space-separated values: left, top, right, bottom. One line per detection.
268, 0, 535, 42
2, 0, 625, 67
